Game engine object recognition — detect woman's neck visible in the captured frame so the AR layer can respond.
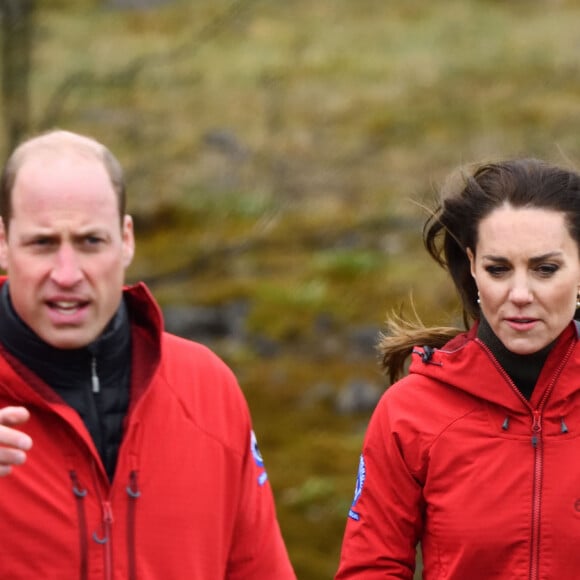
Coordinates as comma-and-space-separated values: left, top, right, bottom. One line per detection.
476, 315, 555, 400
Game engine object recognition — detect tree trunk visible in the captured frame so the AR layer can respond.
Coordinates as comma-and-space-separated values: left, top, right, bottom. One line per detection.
0, 0, 35, 155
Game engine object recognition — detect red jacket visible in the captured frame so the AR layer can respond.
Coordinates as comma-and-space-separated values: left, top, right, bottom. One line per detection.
336, 321, 580, 579
0, 282, 295, 580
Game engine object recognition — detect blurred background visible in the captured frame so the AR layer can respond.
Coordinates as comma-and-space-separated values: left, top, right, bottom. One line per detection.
3, 0, 580, 577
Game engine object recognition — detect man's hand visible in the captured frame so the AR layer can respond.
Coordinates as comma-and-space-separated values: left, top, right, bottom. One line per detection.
0, 407, 32, 477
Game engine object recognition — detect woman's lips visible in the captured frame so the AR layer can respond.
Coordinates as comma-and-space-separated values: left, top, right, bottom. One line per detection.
505, 317, 538, 331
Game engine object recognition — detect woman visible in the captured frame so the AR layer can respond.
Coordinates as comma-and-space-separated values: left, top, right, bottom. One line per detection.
335, 158, 580, 579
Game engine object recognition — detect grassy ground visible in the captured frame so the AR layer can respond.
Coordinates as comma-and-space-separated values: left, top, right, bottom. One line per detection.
10, 0, 580, 576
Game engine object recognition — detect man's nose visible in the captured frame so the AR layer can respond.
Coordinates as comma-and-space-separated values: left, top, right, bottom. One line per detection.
50, 244, 83, 287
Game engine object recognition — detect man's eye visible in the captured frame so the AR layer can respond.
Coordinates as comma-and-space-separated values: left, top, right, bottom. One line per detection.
82, 235, 104, 246
80, 236, 106, 250
32, 238, 54, 247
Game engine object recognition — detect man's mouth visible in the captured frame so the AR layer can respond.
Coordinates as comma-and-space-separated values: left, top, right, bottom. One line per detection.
48, 301, 86, 314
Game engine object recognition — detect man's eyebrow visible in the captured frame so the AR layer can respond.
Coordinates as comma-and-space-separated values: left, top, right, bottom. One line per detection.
20, 231, 58, 240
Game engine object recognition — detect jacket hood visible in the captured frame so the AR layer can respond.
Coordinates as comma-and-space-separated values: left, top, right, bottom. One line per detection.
407, 320, 580, 411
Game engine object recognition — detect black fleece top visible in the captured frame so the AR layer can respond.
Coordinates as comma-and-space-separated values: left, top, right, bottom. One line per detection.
0, 283, 131, 480
476, 315, 554, 401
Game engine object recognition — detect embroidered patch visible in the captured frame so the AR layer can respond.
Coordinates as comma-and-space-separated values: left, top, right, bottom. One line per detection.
251, 430, 264, 467
348, 509, 360, 521
251, 430, 268, 486
348, 454, 366, 521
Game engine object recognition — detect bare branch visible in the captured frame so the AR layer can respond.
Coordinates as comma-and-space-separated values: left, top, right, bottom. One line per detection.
1, 0, 35, 153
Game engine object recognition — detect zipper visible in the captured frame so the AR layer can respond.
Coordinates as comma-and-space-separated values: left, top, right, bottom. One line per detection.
91, 356, 100, 394
90, 461, 114, 580
529, 410, 542, 580
528, 341, 574, 580
97, 500, 114, 580
476, 337, 575, 580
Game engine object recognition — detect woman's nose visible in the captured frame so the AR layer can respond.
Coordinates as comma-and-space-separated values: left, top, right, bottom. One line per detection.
508, 281, 533, 305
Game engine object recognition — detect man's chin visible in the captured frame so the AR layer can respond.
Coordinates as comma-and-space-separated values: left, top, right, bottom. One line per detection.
38, 329, 97, 350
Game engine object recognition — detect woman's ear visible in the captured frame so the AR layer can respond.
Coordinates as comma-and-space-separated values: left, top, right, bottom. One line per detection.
466, 247, 476, 278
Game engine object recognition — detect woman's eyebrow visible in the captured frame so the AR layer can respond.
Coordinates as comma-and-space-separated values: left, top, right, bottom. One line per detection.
481, 251, 564, 263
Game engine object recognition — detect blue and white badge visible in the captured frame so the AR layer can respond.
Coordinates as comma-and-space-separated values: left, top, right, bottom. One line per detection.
348, 454, 366, 521
251, 430, 268, 485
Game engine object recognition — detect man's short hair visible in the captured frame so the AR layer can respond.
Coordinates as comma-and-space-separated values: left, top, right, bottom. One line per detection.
0, 130, 127, 227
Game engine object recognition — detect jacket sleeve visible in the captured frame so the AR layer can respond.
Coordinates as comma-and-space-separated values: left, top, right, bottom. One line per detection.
335, 392, 424, 579
226, 424, 296, 580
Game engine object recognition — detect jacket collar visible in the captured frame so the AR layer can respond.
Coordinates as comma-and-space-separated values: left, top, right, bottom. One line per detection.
0, 277, 164, 406
0, 280, 131, 389
408, 320, 580, 410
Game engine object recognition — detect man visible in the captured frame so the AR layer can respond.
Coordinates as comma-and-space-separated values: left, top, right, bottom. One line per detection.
0, 130, 295, 579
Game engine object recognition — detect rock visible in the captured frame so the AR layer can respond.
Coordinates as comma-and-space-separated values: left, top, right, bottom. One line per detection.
335, 378, 382, 415
347, 325, 381, 357
162, 300, 248, 342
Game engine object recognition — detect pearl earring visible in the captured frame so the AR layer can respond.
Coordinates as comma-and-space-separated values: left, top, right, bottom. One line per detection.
576, 294, 580, 309
477, 291, 481, 306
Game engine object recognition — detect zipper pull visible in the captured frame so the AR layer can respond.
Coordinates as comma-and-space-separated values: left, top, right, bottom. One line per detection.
93, 501, 114, 544
91, 356, 100, 394
102, 500, 114, 526
531, 410, 542, 448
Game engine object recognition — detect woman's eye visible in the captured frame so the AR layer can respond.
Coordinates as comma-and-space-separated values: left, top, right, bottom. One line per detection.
485, 265, 508, 277
536, 264, 559, 276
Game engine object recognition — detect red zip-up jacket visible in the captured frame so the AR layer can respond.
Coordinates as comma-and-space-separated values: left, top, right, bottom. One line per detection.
0, 281, 296, 580
336, 321, 580, 579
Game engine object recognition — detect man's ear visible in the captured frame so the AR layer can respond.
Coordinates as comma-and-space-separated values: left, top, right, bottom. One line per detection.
0, 218, 9, 272
122, 215, 135, 268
